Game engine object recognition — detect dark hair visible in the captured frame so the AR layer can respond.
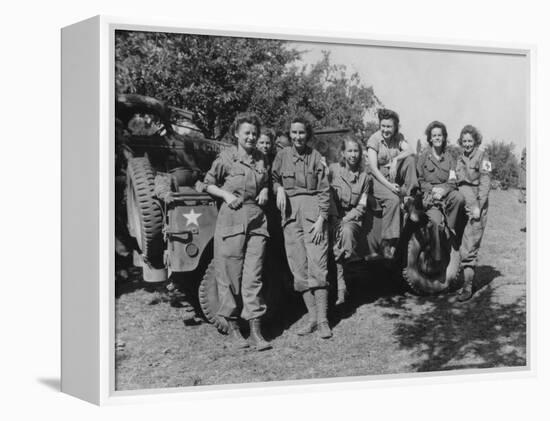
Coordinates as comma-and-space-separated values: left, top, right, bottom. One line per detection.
259, 127, 276, 155
288, 115, 313, 141
232, 112, 262, 138
458, 124, 483, 147
339, 134, 364, 171
377, 108, 400, 127
259, 127, 276, 143
425, 120, 448, 150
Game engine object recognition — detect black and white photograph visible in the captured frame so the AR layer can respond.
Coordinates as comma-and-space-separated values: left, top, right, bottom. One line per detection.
113, 28, 528, 391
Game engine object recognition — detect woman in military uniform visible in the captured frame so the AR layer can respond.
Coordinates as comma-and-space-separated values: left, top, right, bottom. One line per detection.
455, 125, 491, 301
366, 108, 417, 259
416, 121, 465, 233
272, 116, 333, 339
199, 113, 272, 351
328, 135, 369, 306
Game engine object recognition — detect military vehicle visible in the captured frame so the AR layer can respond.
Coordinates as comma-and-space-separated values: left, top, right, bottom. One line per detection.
116, 94, 235, 328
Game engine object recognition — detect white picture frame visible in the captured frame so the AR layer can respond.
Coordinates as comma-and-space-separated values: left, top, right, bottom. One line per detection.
61, 15, 533, 405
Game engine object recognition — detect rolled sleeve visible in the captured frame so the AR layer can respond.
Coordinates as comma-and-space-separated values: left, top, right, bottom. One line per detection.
366, 132, 380, 153
203, 156, 226, 187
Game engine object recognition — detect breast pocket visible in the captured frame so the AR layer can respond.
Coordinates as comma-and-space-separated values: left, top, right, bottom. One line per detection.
282, 171, 296, 189
227, 168, 246, 191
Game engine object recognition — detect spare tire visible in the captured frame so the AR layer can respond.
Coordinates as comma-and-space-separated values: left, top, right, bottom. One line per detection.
402, 227, 461, 295
126, 157, 164, 269
198, 260, 229, 333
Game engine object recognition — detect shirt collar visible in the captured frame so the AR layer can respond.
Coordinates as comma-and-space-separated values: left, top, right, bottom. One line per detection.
232, 147, 256, 165
462, 147, 479, 160
292, 145, 310, 162
430, 149, 447, 163
343, 165, 360, 183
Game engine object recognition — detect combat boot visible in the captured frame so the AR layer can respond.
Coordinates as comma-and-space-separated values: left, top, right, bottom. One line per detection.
297, 290, 317, 335
248, 319, 272, 351
457, 267, 474, 302
315, 288, 332, 339
226, 319, 249, 349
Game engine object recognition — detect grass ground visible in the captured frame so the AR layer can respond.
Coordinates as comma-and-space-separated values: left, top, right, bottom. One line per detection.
115, 189, 527, 390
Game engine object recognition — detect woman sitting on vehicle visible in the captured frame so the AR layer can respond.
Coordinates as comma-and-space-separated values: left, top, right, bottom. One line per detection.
198, 112, 272, 351
455, 125, 491, 302
366, 108, 418, 259
416, 121, 465, 233
272, 116, 333, 339
328, 135, 370, 306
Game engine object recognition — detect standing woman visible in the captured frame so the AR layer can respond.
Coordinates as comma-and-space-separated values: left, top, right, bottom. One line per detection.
328, 135, 369, 306
272, 116, 333, 339
416, 121, 465, 234
257, 127, 276, 161
455, 125, 491, 302
199, 112, 272, 351
258, 127, 292, 296
366, 109, 417, 259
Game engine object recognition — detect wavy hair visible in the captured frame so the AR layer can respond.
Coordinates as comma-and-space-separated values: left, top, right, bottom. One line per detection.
458, 124, 483, 148
377, 108, 400, 131
425, 120, 448, 150
287, 115, 314, 141
231, 112, 262, 139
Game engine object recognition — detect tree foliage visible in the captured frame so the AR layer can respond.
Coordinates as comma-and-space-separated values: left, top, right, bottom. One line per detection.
484, 140, 520, 189
115, 31, 380, 141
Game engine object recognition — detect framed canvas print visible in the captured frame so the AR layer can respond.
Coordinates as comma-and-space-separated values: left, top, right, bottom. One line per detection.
61, 15, 532, 405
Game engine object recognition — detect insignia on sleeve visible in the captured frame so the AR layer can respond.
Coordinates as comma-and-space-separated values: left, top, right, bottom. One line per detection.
481, 159, 492, 172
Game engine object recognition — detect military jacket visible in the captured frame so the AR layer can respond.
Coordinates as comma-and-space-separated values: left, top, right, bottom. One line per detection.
456, 147, 491, 206
204, 146, 268, 202
328, 163, 369, 219
417, 148, 457, 193
271, 145, 331, 219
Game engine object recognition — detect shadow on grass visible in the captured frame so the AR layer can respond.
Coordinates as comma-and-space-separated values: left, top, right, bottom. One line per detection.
328, 260, 408, 326
375, 265, 526, 371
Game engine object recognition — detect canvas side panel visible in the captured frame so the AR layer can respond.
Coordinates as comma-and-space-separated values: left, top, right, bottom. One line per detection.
61, 16, 100, 405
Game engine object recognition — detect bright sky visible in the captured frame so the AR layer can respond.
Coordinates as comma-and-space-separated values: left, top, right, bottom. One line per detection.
292, 42, 528, 154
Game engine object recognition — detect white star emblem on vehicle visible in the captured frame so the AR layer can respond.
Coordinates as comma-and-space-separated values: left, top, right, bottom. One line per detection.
183, 209, 202, 226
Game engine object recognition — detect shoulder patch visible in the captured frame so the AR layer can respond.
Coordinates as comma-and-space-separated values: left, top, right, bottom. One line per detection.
481, 159, 492, 172
449, 169, 457, 181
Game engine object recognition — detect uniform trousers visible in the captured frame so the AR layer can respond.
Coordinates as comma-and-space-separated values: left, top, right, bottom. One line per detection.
282, 194, 329, 292
371, 155, 417, 240
459, 185, 488, 268
215, 202, 268, 321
